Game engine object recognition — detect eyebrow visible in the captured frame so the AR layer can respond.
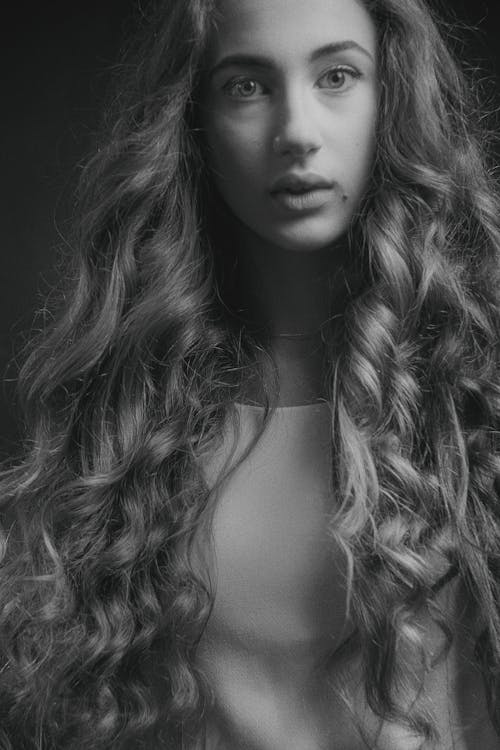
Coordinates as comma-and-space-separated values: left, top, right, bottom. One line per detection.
208, 40, 374, 80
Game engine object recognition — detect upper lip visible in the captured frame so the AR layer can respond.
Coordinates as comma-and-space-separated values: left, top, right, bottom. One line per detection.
270, 173, 334, 194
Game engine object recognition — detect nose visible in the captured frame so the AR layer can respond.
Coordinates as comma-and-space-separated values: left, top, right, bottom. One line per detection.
273, 87, 322, 158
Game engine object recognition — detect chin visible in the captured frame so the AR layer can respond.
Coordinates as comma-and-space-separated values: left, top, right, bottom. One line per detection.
268, 224, 348, 253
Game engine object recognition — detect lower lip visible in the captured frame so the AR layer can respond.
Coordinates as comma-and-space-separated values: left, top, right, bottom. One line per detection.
271, 187, 333, 212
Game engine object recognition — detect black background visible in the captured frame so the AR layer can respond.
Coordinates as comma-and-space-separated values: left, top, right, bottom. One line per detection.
2, 0, 500, 456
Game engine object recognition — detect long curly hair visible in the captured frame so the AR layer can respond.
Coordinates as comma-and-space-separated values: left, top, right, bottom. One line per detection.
1, 0, 500, 747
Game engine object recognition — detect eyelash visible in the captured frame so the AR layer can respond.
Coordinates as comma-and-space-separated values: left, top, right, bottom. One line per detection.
317, 65, 362, 90
222, 65, 361, 99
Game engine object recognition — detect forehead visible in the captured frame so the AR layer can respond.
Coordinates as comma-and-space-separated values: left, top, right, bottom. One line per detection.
210, 0, 376, 61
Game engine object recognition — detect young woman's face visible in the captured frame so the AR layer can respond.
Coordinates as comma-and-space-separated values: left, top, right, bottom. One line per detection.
200, 0, 378, 253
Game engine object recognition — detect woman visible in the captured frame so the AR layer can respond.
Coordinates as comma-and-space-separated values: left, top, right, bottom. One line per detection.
1, 0, 499, 747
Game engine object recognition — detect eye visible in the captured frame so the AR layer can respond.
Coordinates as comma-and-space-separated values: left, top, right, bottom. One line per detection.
223, 77, 266, 99
316, 66, 361, 91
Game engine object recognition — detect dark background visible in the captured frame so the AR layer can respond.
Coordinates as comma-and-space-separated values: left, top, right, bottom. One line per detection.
2, 0, 500, 457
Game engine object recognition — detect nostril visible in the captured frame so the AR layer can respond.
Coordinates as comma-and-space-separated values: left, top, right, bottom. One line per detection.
272, 133, 321, 157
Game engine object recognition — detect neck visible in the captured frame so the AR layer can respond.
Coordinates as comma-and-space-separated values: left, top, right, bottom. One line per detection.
234, 222, 348, 338
226, 220, 349, 406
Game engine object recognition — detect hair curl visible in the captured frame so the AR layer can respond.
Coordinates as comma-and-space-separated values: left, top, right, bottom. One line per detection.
1, 0, 500, 747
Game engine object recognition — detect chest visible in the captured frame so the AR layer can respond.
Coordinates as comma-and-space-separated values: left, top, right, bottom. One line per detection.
191, 405, 498, 750
196, 403, 349, 652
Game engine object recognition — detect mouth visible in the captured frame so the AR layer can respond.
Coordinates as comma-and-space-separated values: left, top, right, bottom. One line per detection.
270, 174, 334, 212
270, 172, 334, 195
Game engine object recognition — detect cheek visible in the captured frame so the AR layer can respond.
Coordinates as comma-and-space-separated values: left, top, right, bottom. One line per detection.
357, 97, 378, 159
335, 103, 377, 184
205, 116, 267, 186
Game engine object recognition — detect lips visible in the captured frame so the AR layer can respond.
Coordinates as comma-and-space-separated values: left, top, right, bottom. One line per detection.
270, 172, 333, 195
270, 173, 334, 212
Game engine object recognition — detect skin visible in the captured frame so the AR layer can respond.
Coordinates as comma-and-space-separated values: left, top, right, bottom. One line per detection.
200, 0, 378, 255
194, 3, 500, 747
199, 0, 379, 406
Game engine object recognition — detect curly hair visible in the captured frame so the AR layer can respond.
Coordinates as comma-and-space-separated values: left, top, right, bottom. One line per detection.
1, 0, 500, 747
